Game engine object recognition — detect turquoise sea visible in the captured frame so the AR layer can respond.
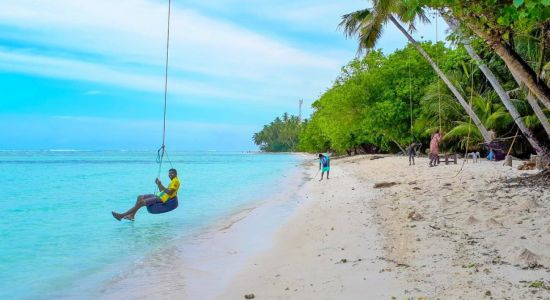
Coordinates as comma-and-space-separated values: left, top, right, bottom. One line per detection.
0, 150, 303, 299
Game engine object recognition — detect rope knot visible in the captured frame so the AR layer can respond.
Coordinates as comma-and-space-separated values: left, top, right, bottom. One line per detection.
156, 144, 165, 163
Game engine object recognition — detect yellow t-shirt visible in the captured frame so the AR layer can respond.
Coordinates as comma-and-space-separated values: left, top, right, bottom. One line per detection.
157, 177, 180, 202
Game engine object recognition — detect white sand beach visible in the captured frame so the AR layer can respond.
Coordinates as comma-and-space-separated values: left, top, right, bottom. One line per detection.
100, 154, 549, 299
220, 155, 550, 299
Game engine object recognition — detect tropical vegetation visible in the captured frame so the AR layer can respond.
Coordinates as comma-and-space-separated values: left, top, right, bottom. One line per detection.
253, 113, 303, 152
254, 0, 550, 158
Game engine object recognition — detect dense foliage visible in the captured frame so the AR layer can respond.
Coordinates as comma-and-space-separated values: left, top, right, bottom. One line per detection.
253, 113, 303, 152
255, 1, 550, 156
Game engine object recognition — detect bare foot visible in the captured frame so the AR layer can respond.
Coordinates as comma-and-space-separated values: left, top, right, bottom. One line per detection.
123, 215, 135, 221
112, 212, 123, 221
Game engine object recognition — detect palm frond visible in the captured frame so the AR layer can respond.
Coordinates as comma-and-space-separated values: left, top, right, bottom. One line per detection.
339, 9, 373, 38
485, 110, 512, 130
358, 19, 386, 50
415, 10, 431, 25
443, 122, 483, 150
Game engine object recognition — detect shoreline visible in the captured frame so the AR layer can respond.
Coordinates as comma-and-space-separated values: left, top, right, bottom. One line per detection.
220, 155, 549, 299
95, 154, 312, 299
220, 155, 398, 299
95, 154, 549, 299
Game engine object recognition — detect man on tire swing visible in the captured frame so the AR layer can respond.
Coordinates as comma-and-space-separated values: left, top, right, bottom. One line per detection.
112, 168, 180, 221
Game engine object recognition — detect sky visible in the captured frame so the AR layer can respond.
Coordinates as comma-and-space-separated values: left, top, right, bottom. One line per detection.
0, 0, 448, 150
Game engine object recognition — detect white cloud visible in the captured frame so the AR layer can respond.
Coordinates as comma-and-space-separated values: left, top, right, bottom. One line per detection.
179, 0, 367, 31
0, 0, 448, 113
0, 2, 342, 80
0, 0, 361, 108
0, 48, 257, 101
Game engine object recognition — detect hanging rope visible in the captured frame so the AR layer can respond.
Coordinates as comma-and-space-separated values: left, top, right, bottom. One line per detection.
157, 0, 172, 178
164, 148, 174, 169
408, 43, 413, 134
435, 11, 442, 133
453, 62, 475, 177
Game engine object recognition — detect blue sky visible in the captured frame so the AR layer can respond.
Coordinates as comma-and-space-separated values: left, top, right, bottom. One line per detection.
0, 0, 448, 150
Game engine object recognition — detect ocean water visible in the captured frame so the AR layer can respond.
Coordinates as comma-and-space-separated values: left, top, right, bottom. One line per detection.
0, 150, 303, 299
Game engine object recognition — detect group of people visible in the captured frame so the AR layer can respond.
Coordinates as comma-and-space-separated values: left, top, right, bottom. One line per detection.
408, 128, 502, 166
112, 130, 451, 222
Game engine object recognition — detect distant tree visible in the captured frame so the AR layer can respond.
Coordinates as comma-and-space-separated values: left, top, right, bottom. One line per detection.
253, 114, 303, 152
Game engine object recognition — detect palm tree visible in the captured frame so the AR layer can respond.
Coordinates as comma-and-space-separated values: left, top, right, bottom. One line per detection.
339, 2, 493, 143
424, 82, 513, 152
437, 7, 550, 110
445, 17, 549, 156
511, 71, 550, 138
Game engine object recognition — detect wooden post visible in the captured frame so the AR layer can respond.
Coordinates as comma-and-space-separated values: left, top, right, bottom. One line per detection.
453, 154, 457, 164
504, 155, 512, 167
535, 156, 543, 170
445, 154, 449, 165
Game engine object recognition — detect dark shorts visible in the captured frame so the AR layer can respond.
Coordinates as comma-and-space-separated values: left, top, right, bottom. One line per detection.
142, 194, 162, 206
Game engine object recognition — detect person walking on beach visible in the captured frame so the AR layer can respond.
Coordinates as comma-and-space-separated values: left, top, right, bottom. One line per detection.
112, 168, 180, 221
319, 153, 330, 181
429, 130, 442, 167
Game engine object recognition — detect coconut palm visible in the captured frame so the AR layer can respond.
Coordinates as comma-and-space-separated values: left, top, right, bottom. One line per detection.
430, 3, 550, 110
421, 78, 513, 152
445, 17, 549, 156
339, 1, 493, 143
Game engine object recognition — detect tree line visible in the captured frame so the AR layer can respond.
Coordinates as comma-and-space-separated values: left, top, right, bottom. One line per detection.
253, 113, 303, 152
254, 1, 550, 157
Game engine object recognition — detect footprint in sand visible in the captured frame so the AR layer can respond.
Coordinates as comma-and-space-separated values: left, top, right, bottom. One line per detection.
407, 211, 423, 221
464, 215, 480, 226
440, 198, 452, 207
512, 248, 542, 268
483, 218, 503, 229
515, 198, 540, 212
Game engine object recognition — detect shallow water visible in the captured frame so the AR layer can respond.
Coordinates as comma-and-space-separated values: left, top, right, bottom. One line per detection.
0, 150, 303, 299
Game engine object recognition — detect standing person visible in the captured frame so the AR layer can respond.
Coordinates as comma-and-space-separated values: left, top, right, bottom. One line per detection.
429, 130, 442, 167
487, 147, 495, 161
407, 142, 420, 166
112, 168, 180, 221
318, 153, 330, 181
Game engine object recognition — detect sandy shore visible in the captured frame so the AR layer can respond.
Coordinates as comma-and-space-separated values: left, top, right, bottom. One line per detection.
221, 155, 550, 299
97, 154, 549, 299
97, 159, 311, 300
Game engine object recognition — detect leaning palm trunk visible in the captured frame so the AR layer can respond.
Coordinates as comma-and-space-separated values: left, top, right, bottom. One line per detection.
391, 138, 407, 154
389, 15, 492, 143
445, 18, 549, 155
510, 71, 550, 139
526, 94, 550, 138
463, 21, 550, 110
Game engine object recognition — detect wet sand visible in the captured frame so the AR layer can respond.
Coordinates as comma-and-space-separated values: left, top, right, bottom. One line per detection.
97, 160, 311, 299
